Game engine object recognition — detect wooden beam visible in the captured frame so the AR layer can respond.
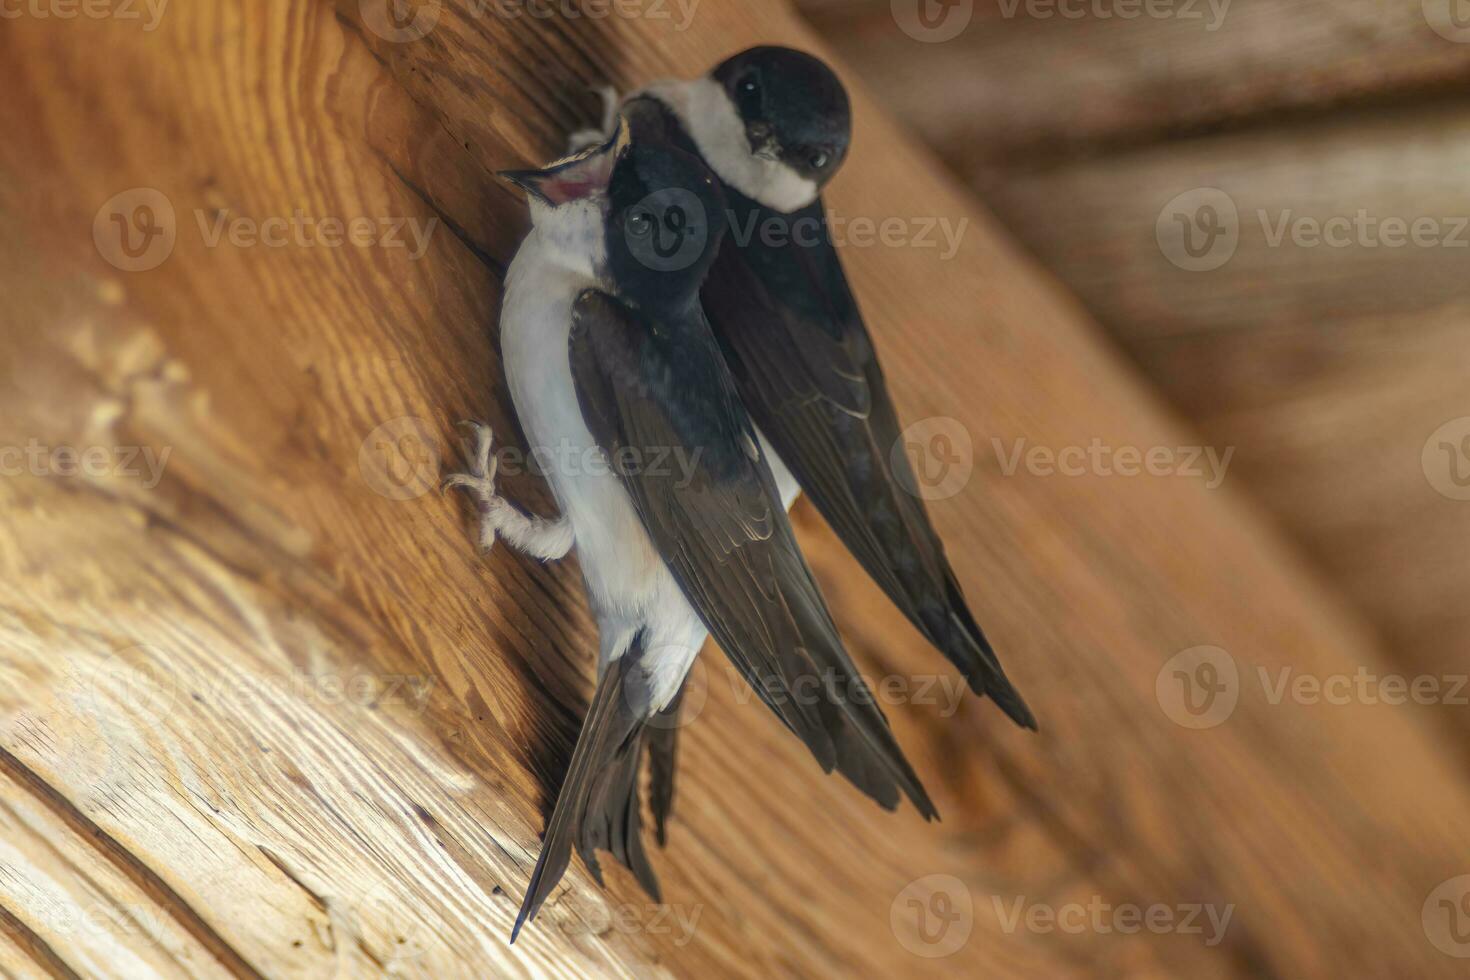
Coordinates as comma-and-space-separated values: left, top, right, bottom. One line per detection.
980, 103, 1470, 746
2, 0, 1469, 975
800, 0, 1470, 175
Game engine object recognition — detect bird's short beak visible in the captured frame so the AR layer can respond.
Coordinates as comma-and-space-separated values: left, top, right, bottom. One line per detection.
747, 121, 782, 162
496, 116, 630, 207
495, 168, 553, 204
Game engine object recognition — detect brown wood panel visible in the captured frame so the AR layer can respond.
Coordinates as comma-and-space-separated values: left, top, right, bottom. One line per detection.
979, 103, 1470, 739
1133, 305, 1470, 757
2, 0, 1469, 976
799, 0, 1470, 176
983, 101, 1470, 340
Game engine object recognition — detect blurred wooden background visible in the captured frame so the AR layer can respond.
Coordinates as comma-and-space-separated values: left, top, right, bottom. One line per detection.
802, 0, 1470, 757
2, 0, 1469, 977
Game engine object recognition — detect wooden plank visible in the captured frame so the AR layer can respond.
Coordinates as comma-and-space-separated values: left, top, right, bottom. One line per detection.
2, 0, 1470, 976
979, 102, 1470, 722
0, 765, 228, 980
983, 101, 1470, 340
1133, 304, 1470, 748
798, 0, 1470, 176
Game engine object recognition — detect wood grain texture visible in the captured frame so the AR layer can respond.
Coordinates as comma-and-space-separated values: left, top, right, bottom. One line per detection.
1131, 307, 1470, 751
799, 0, 1470, 177
2, 0, 1469, 977
979, 101, 1470, 751
796, 1, 1470, 778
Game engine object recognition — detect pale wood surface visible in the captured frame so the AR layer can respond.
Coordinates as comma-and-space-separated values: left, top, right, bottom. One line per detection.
2, 1, 1469, 977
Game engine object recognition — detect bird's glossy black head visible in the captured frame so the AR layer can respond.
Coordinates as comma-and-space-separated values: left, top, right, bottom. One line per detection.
605, 141, 727, 309
710, 46, 851, 187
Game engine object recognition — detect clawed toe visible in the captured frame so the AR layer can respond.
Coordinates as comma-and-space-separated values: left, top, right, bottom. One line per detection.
442, 420, 500, 502
444, 422, 506, 553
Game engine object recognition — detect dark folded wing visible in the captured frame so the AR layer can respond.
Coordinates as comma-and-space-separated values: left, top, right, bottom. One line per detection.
569, 288, 935, 818
702, 196, 1036, 729
512, 638, 658, 942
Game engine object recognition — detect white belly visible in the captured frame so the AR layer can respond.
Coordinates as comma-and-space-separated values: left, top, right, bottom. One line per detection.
499, 227, 668, 625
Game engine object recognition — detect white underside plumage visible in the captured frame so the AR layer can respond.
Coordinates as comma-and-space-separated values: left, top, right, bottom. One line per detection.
499, 196, 707, 711
492, 77, 809, 712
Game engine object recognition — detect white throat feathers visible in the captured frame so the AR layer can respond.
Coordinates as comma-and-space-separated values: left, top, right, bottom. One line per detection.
636, 76, 819, 214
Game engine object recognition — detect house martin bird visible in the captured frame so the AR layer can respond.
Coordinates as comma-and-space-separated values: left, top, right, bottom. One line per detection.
446, 125, 935, 940
577, 47, 1037, 732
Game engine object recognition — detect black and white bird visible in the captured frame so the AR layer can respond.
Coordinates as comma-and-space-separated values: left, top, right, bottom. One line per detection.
583, 49, 1037, 728
445, 125, 935, 940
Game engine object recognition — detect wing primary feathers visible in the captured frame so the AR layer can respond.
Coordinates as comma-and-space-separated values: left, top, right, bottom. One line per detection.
512, 634, 660, 943
647, 689, 684, 847
569, 288, 937, 822
699, 190, 1038, 731
624, 94, 1034, 730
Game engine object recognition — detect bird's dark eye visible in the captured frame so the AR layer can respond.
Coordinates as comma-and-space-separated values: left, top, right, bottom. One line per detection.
738, 74, 759, 97
626, 210, 653, 237
808, 149, 830, 170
